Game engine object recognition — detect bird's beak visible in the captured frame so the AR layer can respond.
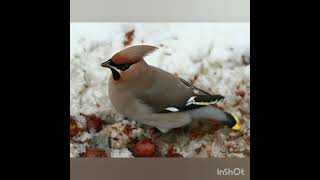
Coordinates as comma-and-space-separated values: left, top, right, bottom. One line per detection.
231, 113, 241, 131
101, 59, 116, 69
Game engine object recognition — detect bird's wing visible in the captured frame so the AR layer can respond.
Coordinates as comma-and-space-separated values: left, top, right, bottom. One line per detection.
159, 94, 225, 113
179, 78, 213, 96
136, 66, 224, 113
164, 78, 225, 112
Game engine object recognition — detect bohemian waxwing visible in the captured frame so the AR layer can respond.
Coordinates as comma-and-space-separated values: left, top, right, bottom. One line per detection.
101, 45, 241, 133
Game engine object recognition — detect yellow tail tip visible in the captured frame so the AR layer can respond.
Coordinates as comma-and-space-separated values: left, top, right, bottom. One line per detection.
231, 113, 241, 131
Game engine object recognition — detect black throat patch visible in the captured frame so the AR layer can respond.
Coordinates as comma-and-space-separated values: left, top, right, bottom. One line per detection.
110, 68, 120, 80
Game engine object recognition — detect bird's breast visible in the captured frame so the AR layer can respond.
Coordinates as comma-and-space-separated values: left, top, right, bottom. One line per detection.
108, 75, 153, 117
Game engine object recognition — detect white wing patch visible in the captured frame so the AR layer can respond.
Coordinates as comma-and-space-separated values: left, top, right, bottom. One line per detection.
192, 89, 201, 94
192, 100, 219, 105
186, 96, 224, 106
165, 107, 179, 112
186, 96, 196, 106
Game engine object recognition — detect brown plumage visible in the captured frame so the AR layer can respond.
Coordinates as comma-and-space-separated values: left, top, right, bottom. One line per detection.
101, 45, 241, 133
112, 45, 158, 64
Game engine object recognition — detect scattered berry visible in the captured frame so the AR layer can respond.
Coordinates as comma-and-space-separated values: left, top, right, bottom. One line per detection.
83, 148, 108, 158
82, 114, 103, 132
70, 117, 78, 138
132, 140, 156, 157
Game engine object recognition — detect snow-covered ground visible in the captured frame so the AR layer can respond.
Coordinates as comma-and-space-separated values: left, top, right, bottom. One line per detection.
70, 23, 250, 158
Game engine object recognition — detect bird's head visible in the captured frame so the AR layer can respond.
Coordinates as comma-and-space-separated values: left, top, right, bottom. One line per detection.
101, 45, 158, 81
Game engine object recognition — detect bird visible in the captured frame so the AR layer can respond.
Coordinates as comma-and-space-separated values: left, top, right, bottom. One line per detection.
101, 45, 241, 133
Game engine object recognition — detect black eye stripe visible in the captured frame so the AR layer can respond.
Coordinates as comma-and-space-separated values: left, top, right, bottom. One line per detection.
115, 63, 132, 71
109, 59, 132, 71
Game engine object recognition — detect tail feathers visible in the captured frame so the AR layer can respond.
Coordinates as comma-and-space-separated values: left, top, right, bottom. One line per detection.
187, 106, 240, 130
188, 106, 227, 122
224, 112, 241, 130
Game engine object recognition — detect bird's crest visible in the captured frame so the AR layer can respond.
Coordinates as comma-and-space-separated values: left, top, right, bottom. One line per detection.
112, 45, 158, 64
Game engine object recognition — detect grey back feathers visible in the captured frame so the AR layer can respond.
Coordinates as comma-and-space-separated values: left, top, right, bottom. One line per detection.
179, 78, 213, 96
133, 65, 195, 113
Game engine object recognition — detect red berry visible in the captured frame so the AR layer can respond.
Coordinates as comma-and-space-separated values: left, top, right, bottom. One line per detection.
83, 148, 107, 158
166, 146, 183, 158
132, 140, 156, 157
84, 114, 103, 132
70, 117, 78, 138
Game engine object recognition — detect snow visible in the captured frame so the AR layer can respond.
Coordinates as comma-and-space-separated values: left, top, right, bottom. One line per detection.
110, 148, 133, 158
70, 23, 250, 158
